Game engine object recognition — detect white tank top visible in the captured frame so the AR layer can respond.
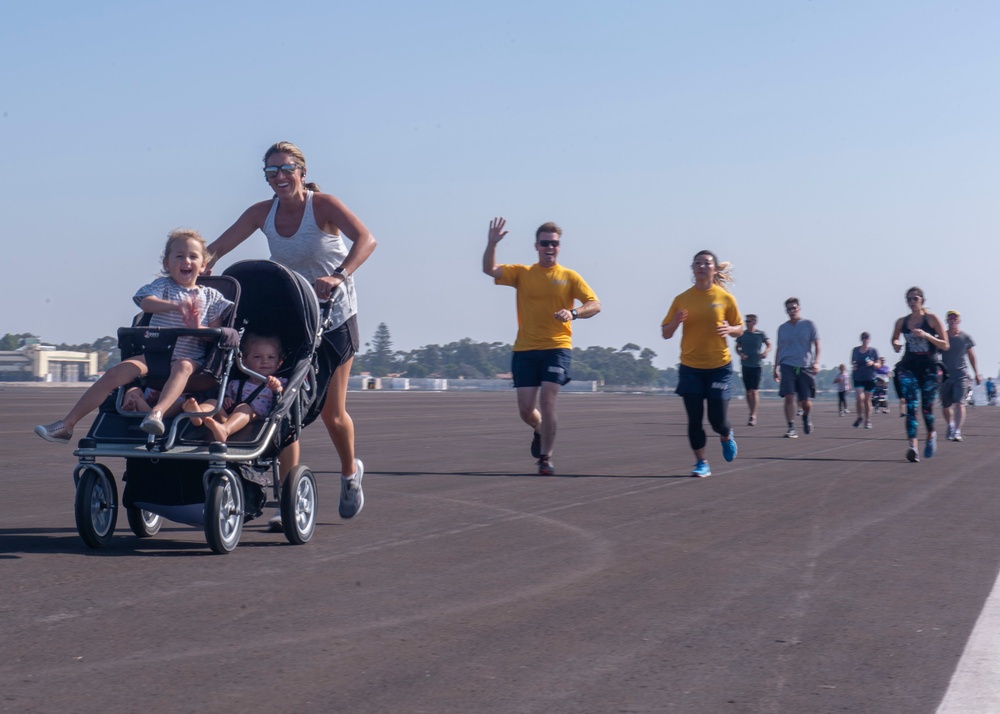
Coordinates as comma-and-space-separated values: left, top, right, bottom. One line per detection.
263, 190, 358, 330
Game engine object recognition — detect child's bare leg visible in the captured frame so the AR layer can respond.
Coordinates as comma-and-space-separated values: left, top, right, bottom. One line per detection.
148, 359, 197, 418
122, 387, 151, 413
204, 406, 253, 442
63, 359, 147, 431
182, 398, 218, 427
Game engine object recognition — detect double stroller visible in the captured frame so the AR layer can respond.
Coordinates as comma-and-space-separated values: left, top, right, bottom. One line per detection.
70, 260, 332, 554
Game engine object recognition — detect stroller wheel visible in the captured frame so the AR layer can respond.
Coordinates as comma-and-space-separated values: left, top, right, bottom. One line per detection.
75, 465, 118, 548
281, 465, 318, 545
205, 472, 244, 554
127, 507, 162, 538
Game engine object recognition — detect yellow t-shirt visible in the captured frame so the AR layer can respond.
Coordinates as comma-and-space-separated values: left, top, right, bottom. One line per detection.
496, 264, 598, 351
662, 285, 742, 370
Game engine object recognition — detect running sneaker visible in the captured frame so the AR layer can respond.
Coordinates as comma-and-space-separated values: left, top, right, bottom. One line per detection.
690, 460, 711, 478
946, 425, 956, 441
748, 415, 756, 427
267, 513, 283, 532
853, 418, 863, 428
864, 422, 873, 429
34, 420, 73, 444
722, 431, 737, 462
537, 457, 555, 476
802, 416, 812, 435
530, 431, 542, 459
339, 458, 365, 519
906, 446, 919, 462
953, 430, 964, 442
785, 426, 798, 439
924, 433, 937, 459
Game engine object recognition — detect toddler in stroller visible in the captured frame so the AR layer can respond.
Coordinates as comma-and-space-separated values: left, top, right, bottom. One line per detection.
182, 333, 287, 443
35, 229, 234, 443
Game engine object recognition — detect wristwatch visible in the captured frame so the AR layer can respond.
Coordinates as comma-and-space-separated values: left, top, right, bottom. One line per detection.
333, 266, 347, 278
571, 309, 579, 320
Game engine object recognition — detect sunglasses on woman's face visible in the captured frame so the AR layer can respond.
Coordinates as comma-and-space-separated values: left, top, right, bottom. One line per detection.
906, 296, 922, 303
263, 163, 301, 177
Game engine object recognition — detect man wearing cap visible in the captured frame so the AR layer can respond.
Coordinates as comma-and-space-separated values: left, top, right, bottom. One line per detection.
735, 314, 770, 426
940, 310, 980, 441
850, 332, 880, 429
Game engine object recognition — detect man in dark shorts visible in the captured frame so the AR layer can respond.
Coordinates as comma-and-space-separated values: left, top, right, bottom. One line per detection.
735, 314, 770, 426
773, 297, 821, 438
940, 310, 980, 441
482, 217, 600, 475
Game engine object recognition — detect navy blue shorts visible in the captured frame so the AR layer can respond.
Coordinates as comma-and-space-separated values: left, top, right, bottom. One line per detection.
676, 364, 732, 400
741, 365, 762, 391
852, 377, 876, 392
511, 349, 572, 388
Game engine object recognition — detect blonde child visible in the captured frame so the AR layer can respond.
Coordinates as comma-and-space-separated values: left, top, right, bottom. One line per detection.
35, 229, 232, 443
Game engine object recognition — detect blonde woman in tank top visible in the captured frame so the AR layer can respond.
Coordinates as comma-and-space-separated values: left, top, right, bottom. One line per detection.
208, 141, 377, 529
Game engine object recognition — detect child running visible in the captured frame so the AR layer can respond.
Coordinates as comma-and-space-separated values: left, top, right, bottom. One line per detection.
182, 333, 286, 442
34, 229, 233, 443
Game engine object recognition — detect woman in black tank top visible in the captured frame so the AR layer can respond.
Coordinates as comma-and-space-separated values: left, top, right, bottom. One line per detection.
890, 287, 949, 463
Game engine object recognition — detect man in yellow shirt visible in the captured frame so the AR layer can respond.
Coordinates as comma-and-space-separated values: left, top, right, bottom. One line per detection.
483, 217, 601, 475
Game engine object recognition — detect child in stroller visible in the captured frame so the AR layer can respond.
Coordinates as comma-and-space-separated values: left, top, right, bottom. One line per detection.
35, 229, 233, 443
182, 333, 287, 443
872, 375, 889, 413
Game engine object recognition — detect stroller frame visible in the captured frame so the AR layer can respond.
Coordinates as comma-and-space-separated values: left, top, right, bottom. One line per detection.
69, 261, 331, 554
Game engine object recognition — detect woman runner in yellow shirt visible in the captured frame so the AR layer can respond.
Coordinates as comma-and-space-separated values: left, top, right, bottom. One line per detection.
662, 250, 744, 477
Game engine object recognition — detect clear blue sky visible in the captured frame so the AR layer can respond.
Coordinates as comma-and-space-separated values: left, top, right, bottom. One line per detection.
2, 1, 997, 371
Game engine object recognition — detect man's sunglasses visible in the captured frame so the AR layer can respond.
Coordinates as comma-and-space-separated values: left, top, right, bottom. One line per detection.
263, 163, 302, 177
538, 240, 560, 248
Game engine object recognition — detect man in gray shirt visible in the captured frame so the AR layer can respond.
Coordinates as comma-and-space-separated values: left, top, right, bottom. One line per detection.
735, 314, 770, 427
772, 297, 820, 438
940, 309, 980, 441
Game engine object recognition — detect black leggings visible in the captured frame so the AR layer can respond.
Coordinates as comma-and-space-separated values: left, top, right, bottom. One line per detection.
682, 394, 730, 451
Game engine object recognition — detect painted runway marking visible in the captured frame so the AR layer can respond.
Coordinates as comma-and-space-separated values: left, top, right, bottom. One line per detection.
936, 568, 1000, 712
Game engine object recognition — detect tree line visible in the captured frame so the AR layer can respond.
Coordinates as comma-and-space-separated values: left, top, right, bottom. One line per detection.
3, 327, 853, 391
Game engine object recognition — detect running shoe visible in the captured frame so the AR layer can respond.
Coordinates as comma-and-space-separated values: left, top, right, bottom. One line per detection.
864, 422, 873, 429
537, 457, 555, 476
802, 416, 812, 435
339, 458, 365, 519
690, 460, 711, 478
946, 425, 956, 441
853, 418, 863, 428
924, 433, 937, 459
140, 411, 165, 436
530, 431, 542, 459
267, 513, 283, 532
953, 430, 964, 442
34, 420, 73, 444
906, 446, 919, 462
785, 426, 798, 439
747, 415, 756, 427
722, 431, 737, 462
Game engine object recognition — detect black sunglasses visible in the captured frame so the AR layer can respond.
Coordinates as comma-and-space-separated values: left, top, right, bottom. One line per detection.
263, 163, 302, 177
538, 240, 560, 248
906, 295, 922, 302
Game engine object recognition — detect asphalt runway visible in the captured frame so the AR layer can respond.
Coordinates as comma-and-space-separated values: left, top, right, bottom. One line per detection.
3, 386, 1000, 713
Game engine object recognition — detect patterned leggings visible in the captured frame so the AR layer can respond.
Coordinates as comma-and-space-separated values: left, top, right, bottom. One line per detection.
897, 367, 939, 439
